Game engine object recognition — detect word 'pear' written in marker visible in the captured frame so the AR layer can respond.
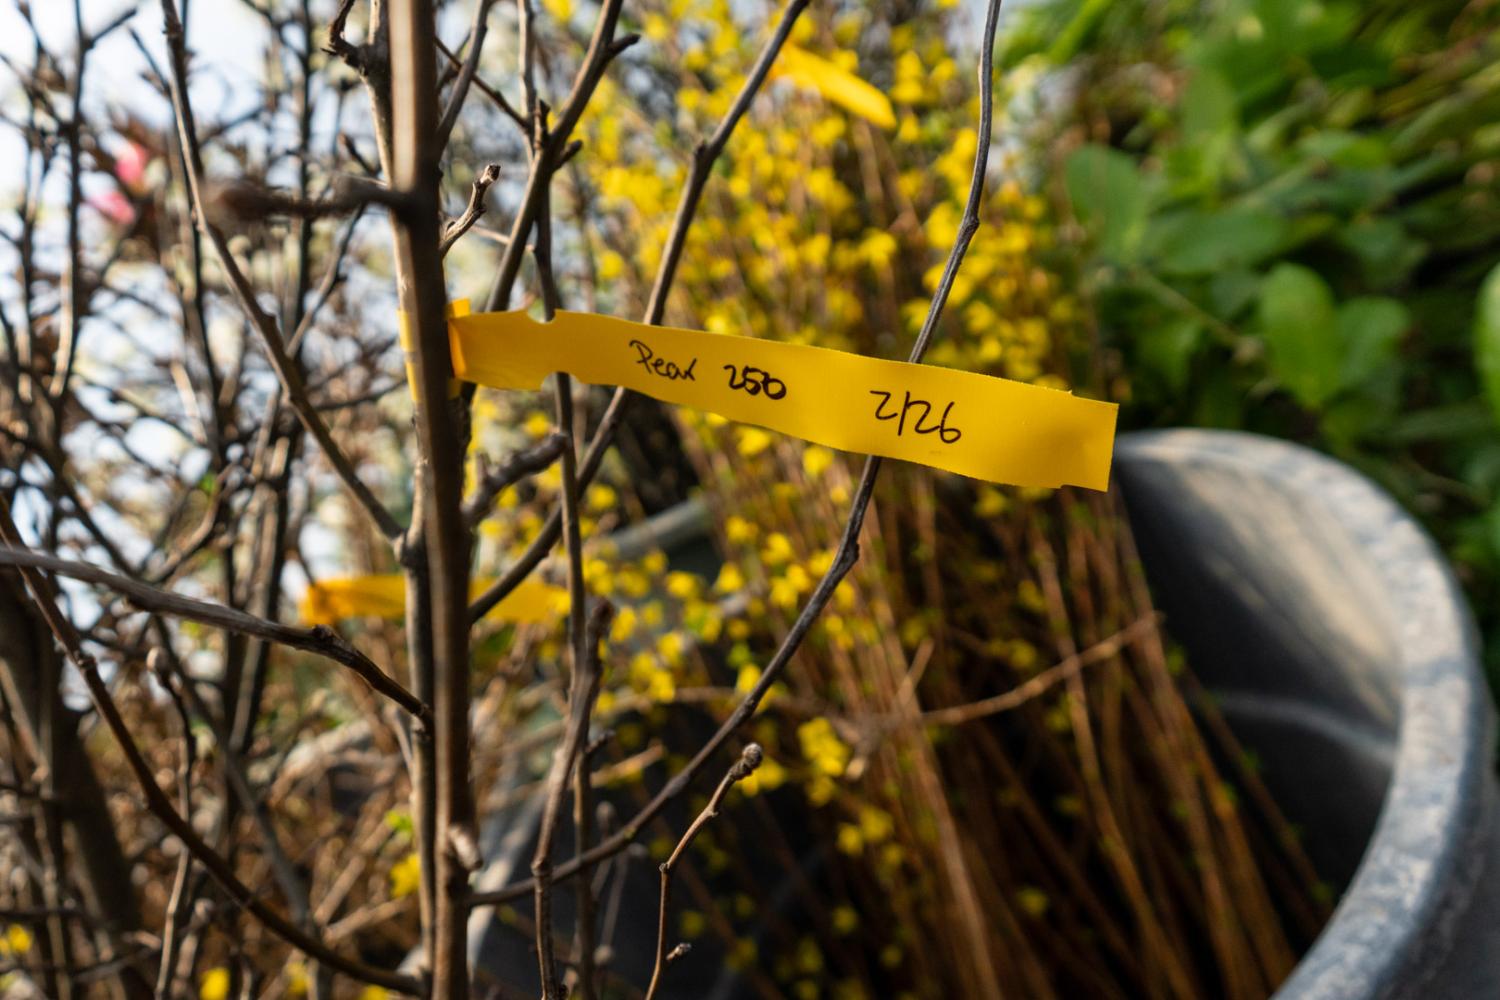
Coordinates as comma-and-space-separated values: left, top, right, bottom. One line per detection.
631, 339, 697, 381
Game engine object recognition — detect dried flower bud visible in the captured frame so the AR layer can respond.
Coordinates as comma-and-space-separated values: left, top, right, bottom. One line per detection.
729, 742, 764, 782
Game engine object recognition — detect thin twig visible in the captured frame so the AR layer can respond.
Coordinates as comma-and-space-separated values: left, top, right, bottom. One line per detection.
643, 744, 763, 1000
482, 0, 631, 313
919, 615, 1160, 727
435, 35, 525, 129
435, 0, 499, 148
325, 0, 368, 73
531, 601, 612, 999
440, 162, 501, 256
463, 432, 568, 528
202, 175, 405, 225
151, 648, 196, 1000
0, 546, 428, 724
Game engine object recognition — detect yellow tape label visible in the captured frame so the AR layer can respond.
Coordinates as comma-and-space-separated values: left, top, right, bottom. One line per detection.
771, 45, 897, 130
448, 308, 1117, 491
301, 574, 563, 625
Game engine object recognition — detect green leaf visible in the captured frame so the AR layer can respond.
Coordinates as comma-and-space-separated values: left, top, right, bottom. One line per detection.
1065, 145, 1147, 263
1137, 318, 1204, 393
1337, 296, 1408, 389
1182, 69, 1237, 138
1388, 403, 1493, 445
1209, 269, 1262, 318
1338, 217, 1426, 286
1477, 262, 1500, 428
1298, 130, 1390, 169
1151, 207, 1287, 276
1258, 263, 1341, 407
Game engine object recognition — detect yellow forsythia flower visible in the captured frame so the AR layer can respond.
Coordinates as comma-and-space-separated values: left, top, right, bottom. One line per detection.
761, 532, 794, 566
3, 923, 32, 955
390, 852, 422, 899
735, 664, 761, 695
524, 411, 551, 438
714, 562, 746, 593
586, 483, 617, 512
725, 515, 757, 544
200, 968, 231, 1000
679, 910, 707, 938
737, 427, 773, 457
802, 445, 834, 478
647, 670, 676, 704
1016, 886, 1051, 917
610, 605, 637, 642
798, 718, 851, 778
769, 575, 800, 609
665, 571, 700, 600
656, 631, 685, 666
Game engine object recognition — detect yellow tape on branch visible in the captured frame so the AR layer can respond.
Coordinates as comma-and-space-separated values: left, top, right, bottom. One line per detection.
771, 45, 897, 130
399, 301, 470, 406
301, 574, 563, 625
448, 305, 1117, 491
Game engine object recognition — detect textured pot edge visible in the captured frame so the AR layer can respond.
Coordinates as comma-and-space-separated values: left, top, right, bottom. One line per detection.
1117, 429, 1494, 1000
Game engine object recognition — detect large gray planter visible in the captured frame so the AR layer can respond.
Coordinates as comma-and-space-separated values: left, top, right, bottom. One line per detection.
469, 429, 1500, 998
1117, 429, 1500, 999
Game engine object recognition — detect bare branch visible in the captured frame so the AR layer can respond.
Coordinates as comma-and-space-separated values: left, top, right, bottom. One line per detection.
0, 546, 428, 724
483, 0, 630, 312
435, 35, 525, 129
386, 1, 473, 996
440, 162, 501, 256
156, 0, 404, 544
325, 0, 370, 74
462, 431, 568, 528
435, 0, 499, 148
0, 505, 422, 996
532, 601, 612, 999
644, 744, 763, 1000
201, 175, 406, 226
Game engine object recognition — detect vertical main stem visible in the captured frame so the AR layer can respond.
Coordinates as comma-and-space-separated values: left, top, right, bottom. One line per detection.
387, 1, 472, 996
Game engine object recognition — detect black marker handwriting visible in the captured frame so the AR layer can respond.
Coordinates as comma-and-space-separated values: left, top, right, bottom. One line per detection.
723, 363, 787, 400
630, 339, 697, 381
869, 389, 961, 444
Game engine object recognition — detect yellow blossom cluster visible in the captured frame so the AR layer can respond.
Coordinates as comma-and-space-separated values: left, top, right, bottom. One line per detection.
572, 4, 1075, 387
436, 1, 1098, 993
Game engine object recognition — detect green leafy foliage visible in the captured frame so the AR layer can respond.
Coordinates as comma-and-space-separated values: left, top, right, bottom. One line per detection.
1019, 0, 1500, 676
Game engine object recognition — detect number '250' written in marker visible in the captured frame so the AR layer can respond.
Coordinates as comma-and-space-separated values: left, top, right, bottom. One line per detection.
870, 389, 962, 443
630, 339, 697, 380
723, 363, 787, 400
